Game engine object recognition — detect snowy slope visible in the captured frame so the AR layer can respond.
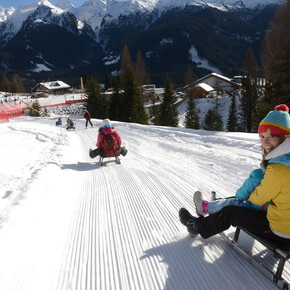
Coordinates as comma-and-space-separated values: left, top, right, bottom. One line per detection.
0, 116, 289, 289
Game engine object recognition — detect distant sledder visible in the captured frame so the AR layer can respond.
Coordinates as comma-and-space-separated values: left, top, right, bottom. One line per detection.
66, 118, 75, 130
89, 119, 127, 166
55, 117, 62, 126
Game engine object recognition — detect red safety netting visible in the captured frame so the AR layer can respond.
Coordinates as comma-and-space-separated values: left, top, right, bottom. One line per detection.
0, 94, 86, 118
0, 113, 9, 124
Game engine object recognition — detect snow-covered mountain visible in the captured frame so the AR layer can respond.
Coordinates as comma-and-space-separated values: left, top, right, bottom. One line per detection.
0, 0, 281, 84
0, 0, 282, 39
0, 5, 14, 23
0, 1, 89, 45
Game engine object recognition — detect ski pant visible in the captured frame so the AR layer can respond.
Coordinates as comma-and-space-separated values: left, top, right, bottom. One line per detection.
86, 119, 93, 127
196, 206, 290, 246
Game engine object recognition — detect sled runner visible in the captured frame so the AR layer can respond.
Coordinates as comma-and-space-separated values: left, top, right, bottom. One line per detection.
230, 227, 290, 290
210, 192, 290, 290
99, 155, 121, 166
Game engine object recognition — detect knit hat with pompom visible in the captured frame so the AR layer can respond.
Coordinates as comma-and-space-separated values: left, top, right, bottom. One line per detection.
258, 104, 290, 136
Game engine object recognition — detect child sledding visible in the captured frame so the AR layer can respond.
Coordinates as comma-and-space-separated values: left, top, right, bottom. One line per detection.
55, 117, 62, 126
66, 118, 75, 130
89, 119, 127, 166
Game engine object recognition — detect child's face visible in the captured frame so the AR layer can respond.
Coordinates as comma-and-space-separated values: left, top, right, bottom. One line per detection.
259, 132, 283, 153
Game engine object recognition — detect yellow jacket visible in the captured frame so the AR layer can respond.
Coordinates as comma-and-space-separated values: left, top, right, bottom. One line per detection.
249, 138, 290, 237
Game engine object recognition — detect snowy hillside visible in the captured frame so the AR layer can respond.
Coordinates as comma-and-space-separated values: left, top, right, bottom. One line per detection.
0, 116, 289, 289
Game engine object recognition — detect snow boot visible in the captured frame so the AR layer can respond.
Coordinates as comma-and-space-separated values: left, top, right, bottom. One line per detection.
193, 191, 207, 216
120, 146, 128, 156
89, 148, 102, 159
179, 208, 199, 236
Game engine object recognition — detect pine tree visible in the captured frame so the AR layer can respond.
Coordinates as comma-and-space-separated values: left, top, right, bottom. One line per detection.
86, 76, 108, 119
240, 75, 258, 132
243, 47, 260, 77
204, 109, 216, 131
104, 73, 111, 91
204, 108, 223, 131
120, 44, 133, 85
185, 64, 195, 85
184, 94, 200, 129
123, 66, 147, 124
83, 70, 90, 89
254, 83, 276, 131
150, 96, 160, 125
226, 94, 239, 132
30, 100, 42, 117
109, 76, 124, 121
0, 73, 11, 92
135, 50, 150, 86
11, 74, 25, 93
261, 0, 290, 104
159, 75, 179, 127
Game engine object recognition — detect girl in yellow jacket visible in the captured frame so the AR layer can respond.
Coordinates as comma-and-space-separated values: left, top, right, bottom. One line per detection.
179, 104, 290, 245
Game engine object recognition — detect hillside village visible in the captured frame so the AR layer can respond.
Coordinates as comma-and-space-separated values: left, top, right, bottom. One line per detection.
0, 0, 289, 132
0, 72, 262, 130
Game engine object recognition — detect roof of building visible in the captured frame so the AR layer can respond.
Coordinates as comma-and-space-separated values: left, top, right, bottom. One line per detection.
183, 72, 242, 90
194, 82, 214, 92
35, 80, 71, 90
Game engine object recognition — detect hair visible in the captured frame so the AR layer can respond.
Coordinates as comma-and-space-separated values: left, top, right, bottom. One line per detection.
260, 134, 287, 168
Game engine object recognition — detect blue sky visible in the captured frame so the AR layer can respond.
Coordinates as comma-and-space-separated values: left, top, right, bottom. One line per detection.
1, 0, 126, 9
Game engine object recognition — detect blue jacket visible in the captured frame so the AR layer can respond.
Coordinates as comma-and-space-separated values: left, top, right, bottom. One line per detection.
235, 168, 266, 211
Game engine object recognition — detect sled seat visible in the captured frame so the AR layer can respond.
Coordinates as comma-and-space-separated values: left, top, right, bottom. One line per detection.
233, 226, 290, 289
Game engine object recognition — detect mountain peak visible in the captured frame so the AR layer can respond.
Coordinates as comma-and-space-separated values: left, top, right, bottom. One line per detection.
0, 5, 15, 23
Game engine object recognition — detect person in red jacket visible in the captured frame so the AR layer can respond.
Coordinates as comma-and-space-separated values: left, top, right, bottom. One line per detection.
89, 119, 127, 158
84, 110, 93, 128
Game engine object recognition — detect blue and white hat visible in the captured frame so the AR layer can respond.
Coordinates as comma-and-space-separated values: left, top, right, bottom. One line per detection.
101, 119, 112, 129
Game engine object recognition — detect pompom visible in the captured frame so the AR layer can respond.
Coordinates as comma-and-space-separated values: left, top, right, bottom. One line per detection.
274, 104, 289, 113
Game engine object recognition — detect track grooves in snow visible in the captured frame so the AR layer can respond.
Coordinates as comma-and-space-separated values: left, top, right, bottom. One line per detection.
1, 118, 287, 290
54, 122, 283, 290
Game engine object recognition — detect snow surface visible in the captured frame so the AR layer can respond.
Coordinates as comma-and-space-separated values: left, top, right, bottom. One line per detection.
0, 113, 289, 289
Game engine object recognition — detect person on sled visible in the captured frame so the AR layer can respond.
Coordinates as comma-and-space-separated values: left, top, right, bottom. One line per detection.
56, 117, 62, 126
89, 119, 127, 158
179, 104, 290, 246
66, 118, 75, 130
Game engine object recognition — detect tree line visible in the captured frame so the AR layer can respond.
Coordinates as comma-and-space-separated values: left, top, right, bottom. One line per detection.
85, 0, 289, 132
1, 0, 289, 131
85, 44, 181, 127
0, 74, 26, 93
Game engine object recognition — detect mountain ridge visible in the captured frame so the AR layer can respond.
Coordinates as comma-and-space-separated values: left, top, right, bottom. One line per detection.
0, 0, 281, 86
